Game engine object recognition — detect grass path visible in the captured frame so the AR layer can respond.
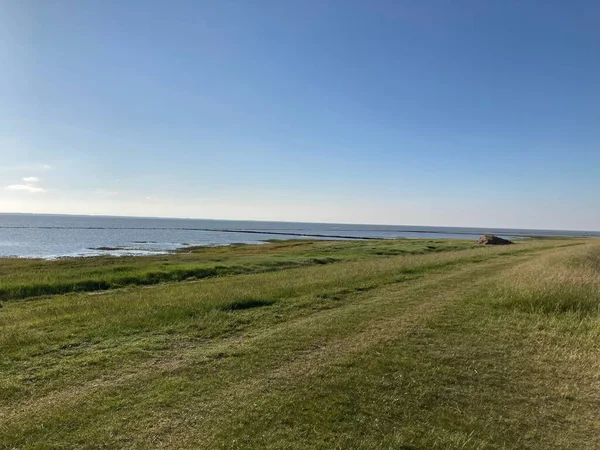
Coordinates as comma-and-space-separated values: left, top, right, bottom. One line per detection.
1, 239, 598, 449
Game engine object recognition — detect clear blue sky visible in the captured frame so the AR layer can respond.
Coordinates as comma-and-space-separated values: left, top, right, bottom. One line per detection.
1, 0, 599, 229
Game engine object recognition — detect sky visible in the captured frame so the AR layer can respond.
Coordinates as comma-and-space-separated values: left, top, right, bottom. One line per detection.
1, 0, 599, 230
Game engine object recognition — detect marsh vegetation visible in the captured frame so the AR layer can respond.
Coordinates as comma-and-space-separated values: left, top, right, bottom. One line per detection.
1, 238, 598, 449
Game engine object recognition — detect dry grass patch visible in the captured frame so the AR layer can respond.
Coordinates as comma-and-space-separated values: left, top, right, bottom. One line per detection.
494, 243, 600, 316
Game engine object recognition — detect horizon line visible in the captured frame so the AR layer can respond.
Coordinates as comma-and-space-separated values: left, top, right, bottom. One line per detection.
1, 211, 598, 234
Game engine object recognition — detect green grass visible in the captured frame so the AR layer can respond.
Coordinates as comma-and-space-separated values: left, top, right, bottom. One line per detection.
1, 237, 598, 449
0, 238, 474, 301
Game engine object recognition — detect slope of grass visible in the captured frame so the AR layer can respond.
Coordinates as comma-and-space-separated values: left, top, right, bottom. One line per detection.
0, 238, 598, 449
0, 238, 475, 301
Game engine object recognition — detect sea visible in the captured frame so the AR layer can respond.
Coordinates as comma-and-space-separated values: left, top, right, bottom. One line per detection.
1, 213, 598, 259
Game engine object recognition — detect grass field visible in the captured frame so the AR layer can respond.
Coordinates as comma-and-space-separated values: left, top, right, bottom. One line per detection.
1, 238, 599, 449
0, 239, 474, 301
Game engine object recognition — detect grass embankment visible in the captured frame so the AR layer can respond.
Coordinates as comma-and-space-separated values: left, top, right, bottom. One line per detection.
1, 238, 598, 449
0, 239, 474, 301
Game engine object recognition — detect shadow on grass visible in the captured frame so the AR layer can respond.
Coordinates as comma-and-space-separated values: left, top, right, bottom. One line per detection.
220, 299, 275, 311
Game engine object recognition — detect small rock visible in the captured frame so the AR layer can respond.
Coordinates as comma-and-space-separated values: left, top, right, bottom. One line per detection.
476, 234, 513, 245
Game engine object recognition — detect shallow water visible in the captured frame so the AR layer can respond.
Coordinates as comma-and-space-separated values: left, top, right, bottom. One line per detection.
0, 213, 598, 259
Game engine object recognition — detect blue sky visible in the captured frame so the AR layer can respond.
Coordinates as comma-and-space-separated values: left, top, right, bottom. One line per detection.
1, 0, 599, 229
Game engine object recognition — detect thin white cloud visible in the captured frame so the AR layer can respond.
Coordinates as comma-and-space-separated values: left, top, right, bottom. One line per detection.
6, 184, 47, 193
5, 176, 47, 193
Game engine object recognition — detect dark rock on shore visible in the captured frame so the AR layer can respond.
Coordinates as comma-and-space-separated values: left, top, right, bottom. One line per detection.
476, 234, 513, 245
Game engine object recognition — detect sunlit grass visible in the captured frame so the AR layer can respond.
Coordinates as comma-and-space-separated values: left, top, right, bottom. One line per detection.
0, 239, 475, 301
493, 244, 600, 316
1, 237, 598, 449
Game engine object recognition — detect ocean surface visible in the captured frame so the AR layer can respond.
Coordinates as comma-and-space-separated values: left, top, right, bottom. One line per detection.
1, 213, 598, 259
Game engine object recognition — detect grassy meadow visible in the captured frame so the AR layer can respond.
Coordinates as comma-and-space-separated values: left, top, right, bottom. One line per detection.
1, 237, 599, 449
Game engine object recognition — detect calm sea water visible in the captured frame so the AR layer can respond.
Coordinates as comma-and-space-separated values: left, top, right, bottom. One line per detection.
1, 213, 598, 259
